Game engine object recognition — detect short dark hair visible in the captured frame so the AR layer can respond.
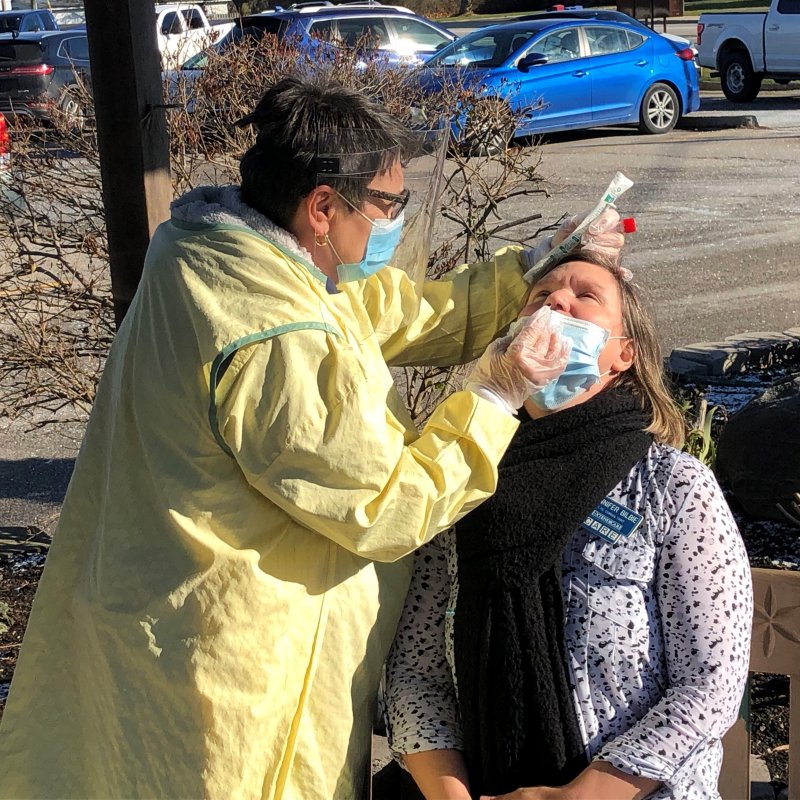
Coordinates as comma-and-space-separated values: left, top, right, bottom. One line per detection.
237, 75, 414, 230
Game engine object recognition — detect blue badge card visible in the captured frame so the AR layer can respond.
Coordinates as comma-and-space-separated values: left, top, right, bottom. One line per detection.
580, 497, 643, 545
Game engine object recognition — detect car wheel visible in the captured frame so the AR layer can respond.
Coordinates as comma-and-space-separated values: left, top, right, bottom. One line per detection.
720, 49, 762, 103
460, 98, 515, 157
58, 88, 90, 136
638, 82, 679, 134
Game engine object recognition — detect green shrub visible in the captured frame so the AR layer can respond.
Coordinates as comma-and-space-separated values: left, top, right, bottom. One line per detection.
672, 385, 728, 468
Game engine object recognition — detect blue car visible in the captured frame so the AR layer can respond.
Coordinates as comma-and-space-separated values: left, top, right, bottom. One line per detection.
241, 5, 455, 67
420, 18, 700, 149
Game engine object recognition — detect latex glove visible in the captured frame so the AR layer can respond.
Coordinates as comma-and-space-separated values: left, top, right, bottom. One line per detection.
552, 205, 625, 258
465, 307, 570, 413
522, 206, 626, 274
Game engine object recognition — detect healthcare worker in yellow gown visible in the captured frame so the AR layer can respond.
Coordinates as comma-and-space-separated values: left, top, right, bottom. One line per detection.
0, 76, 570, 799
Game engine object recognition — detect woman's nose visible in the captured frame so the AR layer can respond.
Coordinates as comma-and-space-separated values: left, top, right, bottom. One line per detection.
545, 290, 571, 314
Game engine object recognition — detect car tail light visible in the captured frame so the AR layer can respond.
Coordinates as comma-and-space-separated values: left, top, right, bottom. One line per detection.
3, 64, 55, 76
696, 23, 704, 46
675, 48, 695, 61
0, 113, 10, 172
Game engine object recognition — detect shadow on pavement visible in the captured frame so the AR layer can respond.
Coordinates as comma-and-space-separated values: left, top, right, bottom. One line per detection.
702, 95, 800, 112
0, 458, 74, 504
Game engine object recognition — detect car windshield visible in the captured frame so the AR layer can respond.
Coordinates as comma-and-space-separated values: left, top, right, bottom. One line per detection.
426, 27, 539, 68
182, 26, 264, 69
0, 14, 23, 33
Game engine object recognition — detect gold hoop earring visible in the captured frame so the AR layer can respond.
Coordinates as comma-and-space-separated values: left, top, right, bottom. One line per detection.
315, 234, 329, 247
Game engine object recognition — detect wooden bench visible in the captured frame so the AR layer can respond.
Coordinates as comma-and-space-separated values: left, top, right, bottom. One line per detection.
720, 568, 800, 800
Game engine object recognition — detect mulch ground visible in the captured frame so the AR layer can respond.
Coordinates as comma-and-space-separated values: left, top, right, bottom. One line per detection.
0, 547, 45, 714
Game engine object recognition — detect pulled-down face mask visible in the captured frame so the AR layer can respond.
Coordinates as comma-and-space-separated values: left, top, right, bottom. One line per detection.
511, 309, 626, 411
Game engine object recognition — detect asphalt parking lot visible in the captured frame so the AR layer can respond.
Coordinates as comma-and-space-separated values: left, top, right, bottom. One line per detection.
513, 99, 800, 354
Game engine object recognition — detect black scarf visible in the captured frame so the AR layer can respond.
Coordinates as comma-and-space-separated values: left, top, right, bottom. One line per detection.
453, 387, 652, 798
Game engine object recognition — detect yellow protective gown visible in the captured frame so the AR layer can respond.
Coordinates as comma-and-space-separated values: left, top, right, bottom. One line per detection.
0, 192, 529, 800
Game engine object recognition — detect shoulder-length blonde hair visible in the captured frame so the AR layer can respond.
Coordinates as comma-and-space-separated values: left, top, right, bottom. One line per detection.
532, 249, 686, 448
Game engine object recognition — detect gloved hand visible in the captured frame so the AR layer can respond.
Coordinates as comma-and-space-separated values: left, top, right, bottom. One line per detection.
552, 205, 625, 258
523, 206, 627, 273
465, 307, 570, 413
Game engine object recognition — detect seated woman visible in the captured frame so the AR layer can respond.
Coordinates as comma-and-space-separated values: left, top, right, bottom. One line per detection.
385, 249, 753, 800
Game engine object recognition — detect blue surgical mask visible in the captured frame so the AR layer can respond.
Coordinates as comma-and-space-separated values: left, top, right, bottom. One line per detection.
333, 209, 405, 283
529, 312, 611, 411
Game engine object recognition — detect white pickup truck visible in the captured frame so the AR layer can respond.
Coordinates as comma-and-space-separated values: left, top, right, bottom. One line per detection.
696, 0, 800, 102
156, 3, 234, 69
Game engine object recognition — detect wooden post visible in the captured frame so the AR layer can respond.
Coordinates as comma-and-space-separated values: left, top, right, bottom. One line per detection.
719, 686, 751, 800
83, 0, 172, 327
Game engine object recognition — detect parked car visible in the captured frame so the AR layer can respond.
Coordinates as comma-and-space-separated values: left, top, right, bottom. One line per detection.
178, 22, 273, 66
696, 0, 800, 102
155, 3, 235, 69
0, 31, 92, 132
517, 9, 696, 55
240, 5, 455, 66
0, 9, 59, 37
164, 23, 270, 104
418, 18, 699, 151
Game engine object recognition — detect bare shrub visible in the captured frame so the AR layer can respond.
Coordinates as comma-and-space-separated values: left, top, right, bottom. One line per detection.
0, 113, 112, 426
1, 36, 554, 426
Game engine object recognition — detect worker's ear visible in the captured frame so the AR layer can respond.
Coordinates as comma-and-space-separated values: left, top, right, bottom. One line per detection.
306, 184, 337, 239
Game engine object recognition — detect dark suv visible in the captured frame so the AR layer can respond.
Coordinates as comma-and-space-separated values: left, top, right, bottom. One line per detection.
0, 9, 59, 36
241, 5, 455, 66
0, 30, 91, 131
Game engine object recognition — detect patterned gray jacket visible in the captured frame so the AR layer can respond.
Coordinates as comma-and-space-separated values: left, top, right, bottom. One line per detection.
385, 443, 753, 799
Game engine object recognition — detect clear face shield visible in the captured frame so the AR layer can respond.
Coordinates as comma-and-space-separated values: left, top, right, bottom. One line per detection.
312, 126, 448, 295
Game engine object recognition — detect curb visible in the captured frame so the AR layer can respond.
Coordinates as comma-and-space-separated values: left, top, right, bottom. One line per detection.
668, 329, 800, 380
677, 113, 759, 131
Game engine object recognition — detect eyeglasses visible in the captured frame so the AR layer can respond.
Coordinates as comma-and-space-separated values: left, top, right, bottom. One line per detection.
336, 187, 410, 223
364, 188, 410, 220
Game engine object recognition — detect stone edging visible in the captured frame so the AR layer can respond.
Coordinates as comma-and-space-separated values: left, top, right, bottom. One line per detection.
668, 328, 800, 379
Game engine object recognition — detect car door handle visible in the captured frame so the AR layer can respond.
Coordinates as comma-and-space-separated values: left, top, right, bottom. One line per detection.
768, 24, 779, 30
572, 70, 588, 77
635, 60, 647, 66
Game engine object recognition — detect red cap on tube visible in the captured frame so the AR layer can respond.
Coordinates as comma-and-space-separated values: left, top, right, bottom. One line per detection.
621, 217, 637, 234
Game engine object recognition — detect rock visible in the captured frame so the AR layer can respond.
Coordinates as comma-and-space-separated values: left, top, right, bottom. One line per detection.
669, 342, 749, 377
717, 377, 800, 522
669, 329, 800, 381
723, 332, 799, 369
750, 755, 775, 800
667, 353, 710, 378
783, 327, 800, 342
